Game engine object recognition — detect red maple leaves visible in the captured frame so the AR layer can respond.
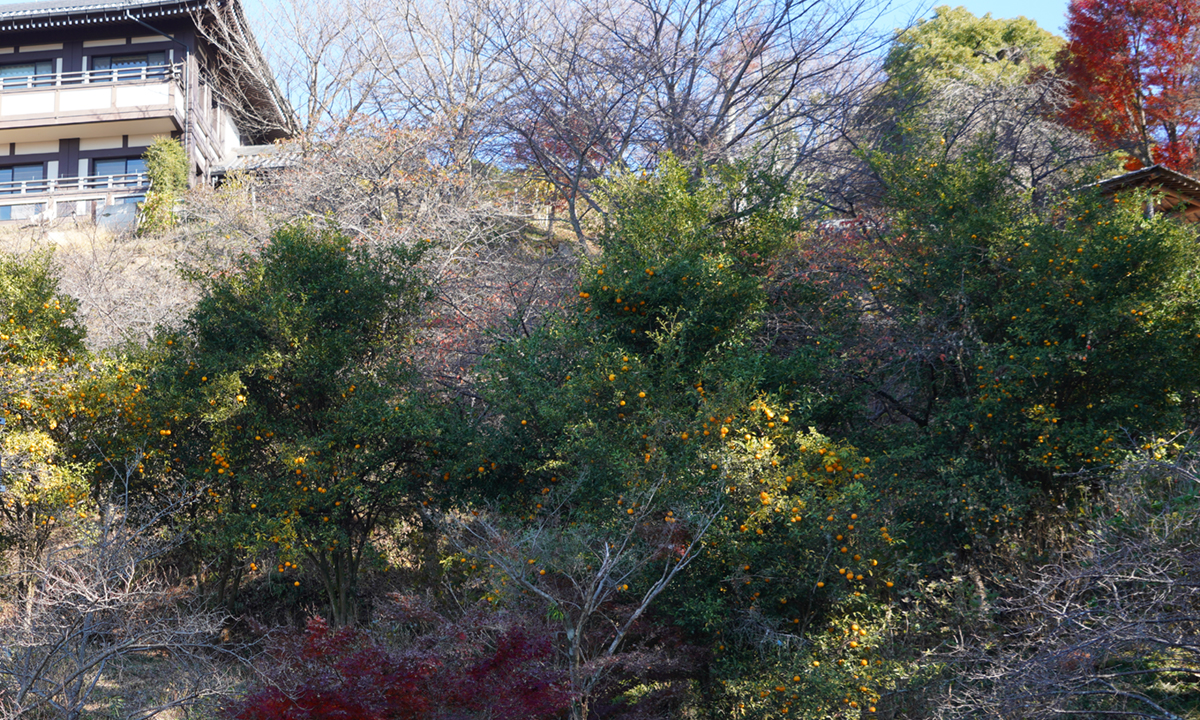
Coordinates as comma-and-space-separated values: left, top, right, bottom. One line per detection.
226, 611, 570, 720
1058, 0, 1200, 172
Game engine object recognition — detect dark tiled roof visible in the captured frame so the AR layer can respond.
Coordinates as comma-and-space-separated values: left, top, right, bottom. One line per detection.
0, 0, 200, 26
0, 0, 170, 14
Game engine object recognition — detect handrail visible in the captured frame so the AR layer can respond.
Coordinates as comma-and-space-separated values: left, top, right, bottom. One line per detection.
0, 63, 181, 90
0, 172, 149, 197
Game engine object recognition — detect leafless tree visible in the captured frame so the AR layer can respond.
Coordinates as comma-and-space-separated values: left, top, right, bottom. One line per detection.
361, 0, 518, 166
909, 74, 1107, 199
492, 0, 907, 238
822, 69, 1110, 217
0, 230, 199, 351
183, 120, 578, 393
190, 0, 301, 139
444, 473, 721, 720
922, 451, 1200, 720
0, 463, 244, 720
249, 0, 918, 239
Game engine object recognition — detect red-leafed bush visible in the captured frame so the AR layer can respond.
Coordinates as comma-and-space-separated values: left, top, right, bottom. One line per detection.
226, 601, 571, 720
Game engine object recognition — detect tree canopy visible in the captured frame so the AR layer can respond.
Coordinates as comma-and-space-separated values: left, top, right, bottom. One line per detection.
1058, 0, 1200, 172
885, 5, 1063, 88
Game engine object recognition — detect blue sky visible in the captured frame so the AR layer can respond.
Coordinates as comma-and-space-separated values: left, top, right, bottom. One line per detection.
884, 0, 1071, 36
241, 0, 1075, 60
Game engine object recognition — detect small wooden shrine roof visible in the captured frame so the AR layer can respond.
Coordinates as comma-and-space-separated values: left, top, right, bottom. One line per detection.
1095, 164, 1200, 223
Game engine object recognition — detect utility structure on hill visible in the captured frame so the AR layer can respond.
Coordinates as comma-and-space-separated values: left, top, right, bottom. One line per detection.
0, 0, 294, 223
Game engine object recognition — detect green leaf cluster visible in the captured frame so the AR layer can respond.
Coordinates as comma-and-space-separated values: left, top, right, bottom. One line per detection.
147, 223, 435, 623
0, 249, 84, 365
139, 136, 189, 234
857, 141, 1200, 551
885, 5, 1063, 90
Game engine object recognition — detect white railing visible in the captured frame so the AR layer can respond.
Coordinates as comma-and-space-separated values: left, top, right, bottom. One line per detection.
0, 64, 180, 90
0, 172, 148, 196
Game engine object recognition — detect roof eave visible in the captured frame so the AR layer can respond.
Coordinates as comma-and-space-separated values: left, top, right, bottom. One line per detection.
0, 1, 207, 31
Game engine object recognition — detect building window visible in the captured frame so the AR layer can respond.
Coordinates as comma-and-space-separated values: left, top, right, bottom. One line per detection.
93, 157, 147, 186
91, 52, 167, 80
0, 164, 44, 194
0, 60, 53, 87
0, 203, 43, 221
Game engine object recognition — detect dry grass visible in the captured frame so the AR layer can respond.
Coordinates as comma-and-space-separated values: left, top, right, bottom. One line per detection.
0, 219, 218, 350
80, 653, 198, 720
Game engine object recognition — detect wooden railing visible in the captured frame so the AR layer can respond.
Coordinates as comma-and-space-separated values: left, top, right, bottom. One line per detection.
0, 172, 148, 196
0, 64, 181, 90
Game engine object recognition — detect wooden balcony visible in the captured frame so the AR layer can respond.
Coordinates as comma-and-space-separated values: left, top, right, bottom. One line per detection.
0, 64, 185, 134
0, 172, 149, 222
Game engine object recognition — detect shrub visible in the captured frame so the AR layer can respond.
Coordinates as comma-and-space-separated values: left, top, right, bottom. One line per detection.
225, 601, 570, 720
139, 136, 189, 234
845, 141, 1200, 554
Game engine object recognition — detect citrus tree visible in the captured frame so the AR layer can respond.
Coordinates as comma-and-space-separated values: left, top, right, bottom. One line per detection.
0, 249, 90, 624
850, 141, 1200, 553
149, 223, 434, 624
438, 160, 909, 718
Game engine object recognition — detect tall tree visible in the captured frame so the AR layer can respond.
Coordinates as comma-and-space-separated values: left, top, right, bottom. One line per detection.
1058, 0, 1200, 172
885, 5, 1063, 89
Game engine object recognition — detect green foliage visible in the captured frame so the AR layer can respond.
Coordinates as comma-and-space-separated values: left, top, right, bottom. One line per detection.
670, 426, 911, 718
139, 136, 188, 234
453, 160, 822, 507
854, 142, 1200, 552
149, 223, 434, 623
0, 422, 89, 553
885, 5, 1063, 89
0, 250, 90, 611
0, 249, 85, 365
143, 136, 188, 194
443, 161, 911, 716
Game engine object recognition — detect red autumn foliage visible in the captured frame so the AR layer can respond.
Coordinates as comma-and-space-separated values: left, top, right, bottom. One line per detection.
225, 605, 571, 720
1058, 0, 1200, 173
